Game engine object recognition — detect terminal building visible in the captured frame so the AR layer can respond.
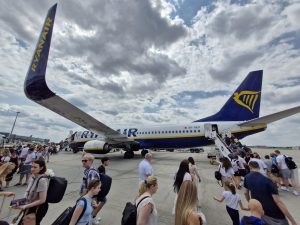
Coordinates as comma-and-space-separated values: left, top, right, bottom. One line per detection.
0, 131, 50, 146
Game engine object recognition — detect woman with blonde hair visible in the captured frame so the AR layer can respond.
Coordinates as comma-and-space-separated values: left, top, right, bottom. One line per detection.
175, 180, 203, 225
0, 162, 15, 191
135, 176, 158, 225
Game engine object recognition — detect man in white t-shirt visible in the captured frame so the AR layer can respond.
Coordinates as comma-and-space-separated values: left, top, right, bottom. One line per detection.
275, 150, 298, 195
15, 147, 36, 186
249, 154, 267, 176
19, 145, 29, 161
138, 153, 153, 183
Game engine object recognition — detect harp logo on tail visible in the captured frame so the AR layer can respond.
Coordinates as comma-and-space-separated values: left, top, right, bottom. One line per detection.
233, 91, 260, 113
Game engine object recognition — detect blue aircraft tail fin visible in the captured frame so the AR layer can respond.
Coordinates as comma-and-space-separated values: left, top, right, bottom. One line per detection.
194, 70, 263, 122
24, 4, 57, 101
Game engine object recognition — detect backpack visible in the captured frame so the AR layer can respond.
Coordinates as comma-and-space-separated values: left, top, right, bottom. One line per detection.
36, 176, 68, 203
284, 155, 297, 170
51, 198, 87, 225
121, 196, 149, 225
271, 164, 279, 174
97, 174, 112, 201
47, 176, 68, 203
214, 164, 222, 181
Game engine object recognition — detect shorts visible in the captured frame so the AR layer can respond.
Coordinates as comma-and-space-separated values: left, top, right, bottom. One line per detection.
20, 164, 31, 175
279, 169, 292, 179
262, 215, 288, 225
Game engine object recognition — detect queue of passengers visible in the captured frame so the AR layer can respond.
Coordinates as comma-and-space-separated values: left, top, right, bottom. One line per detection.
216, 148, 298, 225
0, 147, 299, 225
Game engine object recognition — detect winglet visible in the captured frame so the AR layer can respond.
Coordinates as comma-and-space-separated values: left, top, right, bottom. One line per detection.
24, 4, 57, 101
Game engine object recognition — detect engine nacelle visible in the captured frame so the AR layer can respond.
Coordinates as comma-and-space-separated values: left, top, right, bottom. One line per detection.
83, 140, 112, 155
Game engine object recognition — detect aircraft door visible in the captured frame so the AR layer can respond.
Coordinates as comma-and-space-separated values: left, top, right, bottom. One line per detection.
204, 123, 218, 139
204, 123, 212, 138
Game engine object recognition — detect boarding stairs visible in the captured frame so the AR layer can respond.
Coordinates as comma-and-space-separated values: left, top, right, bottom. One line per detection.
204, 123, 233, 160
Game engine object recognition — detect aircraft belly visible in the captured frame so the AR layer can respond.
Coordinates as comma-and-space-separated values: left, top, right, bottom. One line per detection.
138, 136, 213, 149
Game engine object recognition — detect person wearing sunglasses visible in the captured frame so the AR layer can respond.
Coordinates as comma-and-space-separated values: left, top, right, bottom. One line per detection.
80, 154, 100, 195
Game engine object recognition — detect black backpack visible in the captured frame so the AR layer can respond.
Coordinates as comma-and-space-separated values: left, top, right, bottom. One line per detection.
36, 176, 68, 203
271, 164, 279, 174
47, 176, 68, 203
214, 170, 222, 181
214, 165, 222, 181
284, 155, 297, 170
51, 198, 87, 225
97, 174, 112, 201
121, 196, 149, 225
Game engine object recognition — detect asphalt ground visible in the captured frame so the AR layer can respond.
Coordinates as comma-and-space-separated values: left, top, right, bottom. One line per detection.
0, 148, 299, 225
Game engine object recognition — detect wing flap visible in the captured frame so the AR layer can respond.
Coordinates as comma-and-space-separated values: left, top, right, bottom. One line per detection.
239, 106, 300, 127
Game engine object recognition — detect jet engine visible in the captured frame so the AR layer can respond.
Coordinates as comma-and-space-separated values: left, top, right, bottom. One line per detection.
83, 140, 112, 154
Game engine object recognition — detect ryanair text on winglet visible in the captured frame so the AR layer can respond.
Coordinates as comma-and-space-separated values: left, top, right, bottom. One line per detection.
31, 17, 53, 72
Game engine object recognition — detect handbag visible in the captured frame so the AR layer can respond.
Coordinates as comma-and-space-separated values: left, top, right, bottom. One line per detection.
214, 165, 222, 181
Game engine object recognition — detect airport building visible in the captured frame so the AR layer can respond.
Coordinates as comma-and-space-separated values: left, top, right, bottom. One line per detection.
0, 131, 50, 145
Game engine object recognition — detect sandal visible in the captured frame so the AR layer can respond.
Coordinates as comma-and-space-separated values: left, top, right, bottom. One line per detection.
22, 183, 28, 186
14, 183, 21, 186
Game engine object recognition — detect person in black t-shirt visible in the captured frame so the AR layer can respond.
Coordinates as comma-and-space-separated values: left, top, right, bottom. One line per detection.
244, 161, 297, 225
98, 157, 110, 174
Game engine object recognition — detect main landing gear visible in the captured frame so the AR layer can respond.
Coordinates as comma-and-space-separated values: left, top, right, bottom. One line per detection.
141, 149, 148, 157
124, 151, 134, 159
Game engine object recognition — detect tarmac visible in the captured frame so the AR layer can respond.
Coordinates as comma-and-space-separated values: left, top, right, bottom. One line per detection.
0, 148, 299, 225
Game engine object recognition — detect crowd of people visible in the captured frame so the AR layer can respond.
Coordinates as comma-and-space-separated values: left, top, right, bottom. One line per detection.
0, 144, 58, 192
0, 141, 299, 225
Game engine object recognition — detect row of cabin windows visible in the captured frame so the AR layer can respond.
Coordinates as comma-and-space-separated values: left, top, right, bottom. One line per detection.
137, 130, 201, 135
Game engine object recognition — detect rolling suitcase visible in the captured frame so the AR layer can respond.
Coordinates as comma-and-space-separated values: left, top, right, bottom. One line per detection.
51, 198, 87, 225
51, 207, 73, 225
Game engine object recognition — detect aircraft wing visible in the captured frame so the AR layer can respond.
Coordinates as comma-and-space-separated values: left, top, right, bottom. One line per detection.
23, 4, 133, 144
239, 106, 300, 127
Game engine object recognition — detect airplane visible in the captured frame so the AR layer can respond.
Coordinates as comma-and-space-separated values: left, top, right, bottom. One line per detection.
65, 130, 99, 153
24, 4, 300, 159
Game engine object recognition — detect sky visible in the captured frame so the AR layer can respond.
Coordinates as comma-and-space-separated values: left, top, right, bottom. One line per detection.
0, 0, 300, 146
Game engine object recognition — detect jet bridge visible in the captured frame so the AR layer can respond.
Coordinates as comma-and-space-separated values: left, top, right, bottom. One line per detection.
204, 123, 233, 160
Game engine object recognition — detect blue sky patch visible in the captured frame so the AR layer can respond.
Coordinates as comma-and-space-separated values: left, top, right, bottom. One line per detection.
168, 0, 214, 26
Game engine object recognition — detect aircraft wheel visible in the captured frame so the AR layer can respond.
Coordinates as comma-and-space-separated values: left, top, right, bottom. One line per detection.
72, 148, 79, 154
124, 151, 134, 159
141, 149, 148, 157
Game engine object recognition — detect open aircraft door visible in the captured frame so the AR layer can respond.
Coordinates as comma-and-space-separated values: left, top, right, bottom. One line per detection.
204, 123, 218, 139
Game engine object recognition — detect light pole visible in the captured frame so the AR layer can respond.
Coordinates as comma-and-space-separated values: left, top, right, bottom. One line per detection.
8, 111, 20, 142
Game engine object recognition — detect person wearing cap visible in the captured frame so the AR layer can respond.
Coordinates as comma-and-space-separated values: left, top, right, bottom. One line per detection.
244, 161, 297, 225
